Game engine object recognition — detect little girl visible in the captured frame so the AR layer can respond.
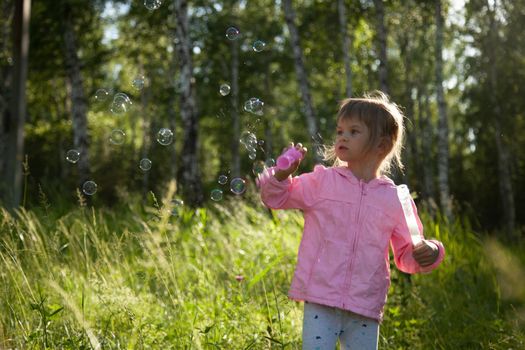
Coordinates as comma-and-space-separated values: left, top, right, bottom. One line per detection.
258, 92, 445, 350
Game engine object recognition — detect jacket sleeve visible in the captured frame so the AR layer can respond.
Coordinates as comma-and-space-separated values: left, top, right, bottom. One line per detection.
257, 165, 323, 210
390, 197, 445, 274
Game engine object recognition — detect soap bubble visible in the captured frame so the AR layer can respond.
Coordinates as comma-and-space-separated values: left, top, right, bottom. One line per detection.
139, 158, 152, 171
219, 83, 231, 96
240, 131, 257, 149
218, 175, 228, 185
66, 149, 80, 164
230, 178, 246, 195
243, 100, 253, 113
170, 199, 184, 217
252, 40, 266, 52
251, 100, 264, 115
109, 129, 126, 145
226, 26, 240, 40
82, 181, 97, 195
265, 158, 275, 167
110, 93, 132, 114
144, 0, 162, 10
157, 128, 173, 146
210, 189, 223, 201
132, 75, 145, 90
243, 97, 264, 115
252, 160, 265, 175
94, 89, 109, 102
114, 92, 131, 103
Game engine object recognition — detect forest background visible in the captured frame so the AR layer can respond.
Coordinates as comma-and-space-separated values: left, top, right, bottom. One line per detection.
1, 0, 524, 236
1, 0, 525, 348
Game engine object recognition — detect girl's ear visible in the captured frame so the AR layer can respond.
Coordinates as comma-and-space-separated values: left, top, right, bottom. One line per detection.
377, 136, 393, 157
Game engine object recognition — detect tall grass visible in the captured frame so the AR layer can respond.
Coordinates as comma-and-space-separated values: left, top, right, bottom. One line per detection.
0, 186, 524, 349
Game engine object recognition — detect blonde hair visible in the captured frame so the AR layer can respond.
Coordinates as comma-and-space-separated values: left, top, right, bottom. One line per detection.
323, 91, 405, 175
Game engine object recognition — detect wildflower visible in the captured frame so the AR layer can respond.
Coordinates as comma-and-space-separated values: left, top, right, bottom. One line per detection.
235, 275, 244, 282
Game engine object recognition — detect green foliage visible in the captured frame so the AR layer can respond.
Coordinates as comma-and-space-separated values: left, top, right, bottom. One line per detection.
1, 197, 524, 349
11, 0, 523, 232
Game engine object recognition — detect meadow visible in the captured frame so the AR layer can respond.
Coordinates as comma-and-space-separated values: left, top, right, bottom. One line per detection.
1, 183, 524, 349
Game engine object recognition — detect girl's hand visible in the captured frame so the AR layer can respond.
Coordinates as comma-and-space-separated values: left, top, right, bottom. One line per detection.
412, 240, 439, 267
274, 142, 308, 181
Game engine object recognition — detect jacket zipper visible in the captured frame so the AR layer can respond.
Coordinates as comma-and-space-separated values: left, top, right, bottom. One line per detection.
342, 180, 366, 308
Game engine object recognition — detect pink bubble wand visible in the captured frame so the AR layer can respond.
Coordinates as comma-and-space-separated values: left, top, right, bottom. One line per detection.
276, 147, 303, 170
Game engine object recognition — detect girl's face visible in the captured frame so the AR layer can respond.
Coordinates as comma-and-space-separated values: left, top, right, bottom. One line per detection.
335, 117, 374, 164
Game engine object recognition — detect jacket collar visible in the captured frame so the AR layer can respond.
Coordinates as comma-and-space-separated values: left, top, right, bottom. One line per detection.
333, 166, 394, 188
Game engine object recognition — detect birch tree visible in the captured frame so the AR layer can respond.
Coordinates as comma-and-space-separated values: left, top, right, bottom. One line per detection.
434, 0, 452, 220
282, 0, 321, 162
418, 86, 436, 203
338, 0, 353, 98
1, 0, 30, 210
397, 7, 417, 185
0, 0, 14, 200
373, 0, 389, 95
230, 33, 240, 178
63, 2, 90, 187
174, 0, 203, 206
485, 0, 516, 237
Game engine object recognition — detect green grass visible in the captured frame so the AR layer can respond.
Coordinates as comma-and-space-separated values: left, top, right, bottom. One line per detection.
0, 185, 524, 349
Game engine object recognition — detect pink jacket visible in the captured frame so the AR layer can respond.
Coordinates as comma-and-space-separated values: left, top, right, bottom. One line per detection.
259, 165, 445, 322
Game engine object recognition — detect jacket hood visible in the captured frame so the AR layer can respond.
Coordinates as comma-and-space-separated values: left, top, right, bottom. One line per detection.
332, 166, 395, 188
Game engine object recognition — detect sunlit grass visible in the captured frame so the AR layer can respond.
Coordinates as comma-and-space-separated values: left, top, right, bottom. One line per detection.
1, 189, 524, 349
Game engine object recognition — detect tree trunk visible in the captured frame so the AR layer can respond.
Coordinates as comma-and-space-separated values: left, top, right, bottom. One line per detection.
373, 0, 389, 95
486, 0, 516, 238
168, 86, 178, 184
434, 0, 452, 220
174, 0, 202, 206
63, 5, 90, 187
338, 0, 353, 98
140, 72, 151, 203
50, 77, 69, 181
230, 38, 240, 178
264, 65, 273, 160
282, 0, 321, 162
398, 32, 416, 185
419, 87, 435, 204
168, 17, 178, 183
1, 0, 30, 210
0, 0, 14, 198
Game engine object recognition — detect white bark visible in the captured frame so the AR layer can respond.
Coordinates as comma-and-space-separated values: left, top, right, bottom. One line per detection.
64, 5, 90, 186
338, 0, 353, 97
399, 31, 416, 184
2, 0, 30, 210
434, 0, 452, 220
174, 0, 203, 205
373, 0, 389, 95
486, 0, 516, 237
0, 0, 14, 195
282, 0, 321, 162
140, 71, 151, 203
230, 39, 240, 178
419, 87, 436, 203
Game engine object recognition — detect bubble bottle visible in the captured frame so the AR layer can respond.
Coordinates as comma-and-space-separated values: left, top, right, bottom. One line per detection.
276, 147, 303, 170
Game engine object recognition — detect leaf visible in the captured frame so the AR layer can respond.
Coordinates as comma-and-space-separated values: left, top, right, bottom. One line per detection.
243, 339, 257, 350
263, 336, 283, 345
247, 255, 282, 289
48, 306, 64, 317
200, 324, 215, 334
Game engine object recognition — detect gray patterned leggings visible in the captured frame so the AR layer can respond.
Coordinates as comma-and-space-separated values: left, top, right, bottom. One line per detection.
302, 302, 379, 350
